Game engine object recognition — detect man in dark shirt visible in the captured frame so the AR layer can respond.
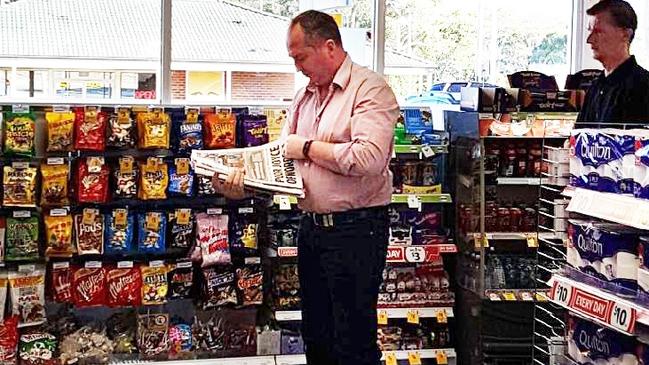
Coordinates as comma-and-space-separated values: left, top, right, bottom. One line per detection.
577, 0, 649, 123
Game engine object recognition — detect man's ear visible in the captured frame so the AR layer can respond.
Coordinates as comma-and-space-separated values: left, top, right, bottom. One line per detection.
325, 39, 337, 54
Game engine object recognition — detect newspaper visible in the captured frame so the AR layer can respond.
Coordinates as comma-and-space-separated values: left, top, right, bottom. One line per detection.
191, 139, 304, 197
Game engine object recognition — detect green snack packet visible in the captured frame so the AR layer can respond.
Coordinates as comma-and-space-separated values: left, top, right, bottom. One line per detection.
6, 216, 39, 261
19, 332, 57, 365
3, 112, 36, 156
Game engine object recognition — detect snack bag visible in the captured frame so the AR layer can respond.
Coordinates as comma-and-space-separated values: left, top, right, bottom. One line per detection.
44, 214, 74, 257
168, 158, 194, 197
201, 266, 238, 309
113, 156, 138, 199
204, 111, 236, 148
138, 158, 168, 200
197, 175, 217, 196
77, 157, 110, 203
40, 163, 70, 206
236, 265, 263, 306
196, 213, 231, 266
137, 313, 169, 359
0, 217, 4, 264
168, 209, 194, 250
107, 107, 136, 149
175, 108, 203, 153
137, 110, 171, 149
3, 165, 37, 207
167, 260, 193, 299
229, 213, 259, 255
75, 209, 104, 255
72, 265, 106, 307
141, 265, 168, 305
0, 316, 19, 364
138, 212, 166, 254
74, 107, 107, 151
265, 108, 288, 142
6, 216, 39, 261
3, 111, 36, 156
168, 323, 193, 360
8, 268, 46, 327
18, 332, 57, 365
105, 209, 135, 255
45, 111, 75, 152
0, 273, 7, 321
107, 265, 142, 307
240, 114, 268, 147
51, 262, 73, 303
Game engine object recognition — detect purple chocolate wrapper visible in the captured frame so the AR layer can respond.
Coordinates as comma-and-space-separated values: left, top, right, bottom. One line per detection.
242, 116, 269, 147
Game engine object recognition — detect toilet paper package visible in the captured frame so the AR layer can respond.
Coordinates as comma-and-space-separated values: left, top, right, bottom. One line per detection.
568, 317, 639, 365
567, 219, 640, 292
610, 129, 639, 196
570, 129, 627, 194
638, 236, 649, 294
634, 131, 649, 200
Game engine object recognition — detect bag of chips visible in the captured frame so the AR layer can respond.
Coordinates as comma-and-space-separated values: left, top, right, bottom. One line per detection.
75, 209, 104, 255
168, 158, 194, 197
141, 265, 168, 305
265, 108, 288, 142
8, 268, 46, 327
168, 209, 194, 251
44, 214, 74, 257
106, 311, 137, 355
107, 108, 136, 149
3, 112, 35, 156
175, 108, 203, 154
113, 156, 138, 199
236, 265, 263, 306
167, 260, 193, 300
138, 212, 166, 254
204, 111, 236, 149
139, 158, 168, 200
239, 114, 268, 147
45, 111, 75, 152
0, 217, 6, 264
40, 163, 70, 206
72, 265, 106, 307
198, 175, 217, 196
202, 266, 238, 309
229, 213, 259, 255
168, 323, 193, 360
0, 316, 19, 364
3, 165, 37, 207
77, 157, 110, 203
107, 264, 141, 307
6, 216, 39, 261
51, 262, 73, 304
196, 213, 231, 266
105, 209, 135, 255
137, 313, 169, 359
0, 273, 7, 322
137, 110, 171, 149
18, 332, 57, 365
73, 107, 107, 151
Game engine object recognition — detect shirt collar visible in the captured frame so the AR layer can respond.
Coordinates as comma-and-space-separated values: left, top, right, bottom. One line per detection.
603, 55, 637, 84
305, 53, 353, 93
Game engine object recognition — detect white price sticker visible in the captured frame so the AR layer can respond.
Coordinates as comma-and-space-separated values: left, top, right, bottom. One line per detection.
52, 105, 71, 112
85, 261, 102, 269
117, 261, 134, 269
405, 246, 426, 263
12, 162, 29, 169
277, 195, 291, 211
13, 211, 31, 218
52, 262, 70, 269
608, 301, 636, 333
50, 208, 68, 217
551, 280, 572, 306
149, 260, 165, 268
12, 104, 29, 113
421, 145, 435, 158
239, 207, 254, 214
47, 157, 65, 165
176, 261, 193, 269
207, 208, 223, 215
407, 195, 421, 210
245, 257, 261, 265
18, 264, 36, 272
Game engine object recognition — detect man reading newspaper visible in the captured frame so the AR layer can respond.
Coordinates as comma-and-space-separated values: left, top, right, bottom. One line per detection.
213, 10, 399, 365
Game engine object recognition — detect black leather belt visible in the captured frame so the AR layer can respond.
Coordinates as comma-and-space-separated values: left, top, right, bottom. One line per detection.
305, 206, 388, 227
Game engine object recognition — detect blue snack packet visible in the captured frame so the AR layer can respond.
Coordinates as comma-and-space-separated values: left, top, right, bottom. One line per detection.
105, 209, 135, 254
168, 159, 195, 197
174, 109, 203, 154
138, 212, 167, 254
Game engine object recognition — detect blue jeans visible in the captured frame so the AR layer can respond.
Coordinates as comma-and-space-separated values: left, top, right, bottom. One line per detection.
298, 208, 389, 365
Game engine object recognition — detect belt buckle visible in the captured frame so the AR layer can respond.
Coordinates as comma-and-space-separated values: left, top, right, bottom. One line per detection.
313, 213, 334, 227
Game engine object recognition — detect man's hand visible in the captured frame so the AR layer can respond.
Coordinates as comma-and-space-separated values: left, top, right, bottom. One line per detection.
212, 168, 248, 200
284, 134, 308, 160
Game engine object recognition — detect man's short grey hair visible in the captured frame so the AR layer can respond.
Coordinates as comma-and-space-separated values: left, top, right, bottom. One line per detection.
290, 10, 343, 47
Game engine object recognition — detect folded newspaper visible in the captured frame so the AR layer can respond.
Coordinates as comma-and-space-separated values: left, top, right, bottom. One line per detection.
191, 139, 305, 198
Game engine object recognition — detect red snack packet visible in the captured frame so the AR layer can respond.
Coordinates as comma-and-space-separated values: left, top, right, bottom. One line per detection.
73, 107, 107, 151
51, 262, 73, 303
72, 266, 106, 307
76, 157, 110, 203
203, 112, 236, 149
107, 265, 142, 307
0, 316, 18, 364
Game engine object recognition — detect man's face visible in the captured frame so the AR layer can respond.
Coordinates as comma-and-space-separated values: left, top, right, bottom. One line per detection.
587, 12, 630, 63
287, 25, 335, 87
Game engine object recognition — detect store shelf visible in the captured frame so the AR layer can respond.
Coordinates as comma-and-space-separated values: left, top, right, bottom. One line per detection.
394, 144, 448, 155
111, 356, 276, 365
273, 195, 299, 210
386, 244, 457, 263
484, 289, 548, 302
469, 232, 556, 248
547, 274, 648, 336
565, 188, 649, 230
496, 177, 548, 185
275, 349, 456, 365
391, 194, 452, 204
275, 307, 454, 322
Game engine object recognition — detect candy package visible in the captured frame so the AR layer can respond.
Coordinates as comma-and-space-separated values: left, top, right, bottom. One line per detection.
139, 158, 168, 200
194, 308, 256, 357
74, 107, 106, 151
265, 108, 288, 142
50, 262, 73, 304
75, 209, 104, 255
113, 156, 138, 199
8, 268, 46, 327
107, 108, 136, 149
167, 261, 193, 300
3, 112, 35, 156
0, 273, 6, 322
168, 158, 194, 197
0, 316, 19, 364
6, 216, 39, 261
230, 213, 259, 255
236, 265, 263, 306
77, 157, 110, 203
3, 165, 37, 207
202, 266, 238, 309
106, 311, 137, 355
45, 111, 75, 152
168, 323, 193, 360
0, 217, 6, 264
40, 163, 70, 206
198, 175, 217, 196
204, 111, 236, 149
137, 313, 169, 359
196, 213, 231, 266
137, 110, 171, 149
59, 326, 114, 365
105, 209, 135, 255
72, 266, 106, 307
44, 214, 74, 257
168, 209, 194, 250
239, 114, 268, 147
19, 332, 57, 365
175, 109, 203, 153
138, 212, 166, 254
193, 311, 226, 353
141, 265, 168, 305
274, 264, 300, 310
107, 265, 141, 307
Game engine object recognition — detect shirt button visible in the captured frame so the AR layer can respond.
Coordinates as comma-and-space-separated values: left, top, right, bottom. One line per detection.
600, 91, 604, 95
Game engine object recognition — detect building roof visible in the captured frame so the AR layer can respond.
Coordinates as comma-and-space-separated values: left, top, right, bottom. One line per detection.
0, 0, 433, 68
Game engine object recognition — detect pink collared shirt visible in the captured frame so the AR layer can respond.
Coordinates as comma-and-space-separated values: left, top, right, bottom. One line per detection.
285, 55, 400, 213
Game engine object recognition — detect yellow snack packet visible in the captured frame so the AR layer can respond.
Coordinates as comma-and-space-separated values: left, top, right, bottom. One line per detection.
45, 111, 75, 152
44, 214, 74, 257
137, 110, 171, 149
40, 164, 70, 206
139, 158, 169, 200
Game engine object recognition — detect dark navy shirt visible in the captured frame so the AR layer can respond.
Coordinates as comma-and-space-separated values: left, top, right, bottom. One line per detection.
577, 56, 649, 124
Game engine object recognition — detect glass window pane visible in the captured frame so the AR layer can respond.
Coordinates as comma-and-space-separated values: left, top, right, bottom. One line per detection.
628, 0, 649, 69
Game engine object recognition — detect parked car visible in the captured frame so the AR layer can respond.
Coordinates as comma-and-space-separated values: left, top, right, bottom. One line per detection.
430, 81, 499, 100
404, 81, 500, 105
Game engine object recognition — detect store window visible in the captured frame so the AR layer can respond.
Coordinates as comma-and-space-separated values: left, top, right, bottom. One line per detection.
13, 70, 48, 98
628, 0, 649, 69
186, 71, 225, 102
120, 72, 157, 100
54, 71, 114, 99
0, 68, 8, 96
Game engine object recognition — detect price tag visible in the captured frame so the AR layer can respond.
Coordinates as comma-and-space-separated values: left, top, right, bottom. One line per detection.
405, 246, 426, 263
147, 157, 162, 168
474, 233, 489, 248
146, 212, 161, 231
18, 264, 36, 272
117, 261, 134, 269
50, 208, 68, 217
117, 107, 131, 125
114, 209, 128, 228
176, 261, 193, 268
47, 157, 65, 165
536, 292, 548, 302
149, 260, 165, 268
52, 105, 70, 112
85, 107, 98, 123
245, 257, 261, 265
421, 145, 436, 158
526, 234, 538, 248
176, 158, 190, 175
503, 292, 517, 301
52, 262, 70, 269
239, 207, 254, 214
85, 261, 102, 269
408, 351, 422, 365
277, 195, 291, 211
436, 350, 448, 364
82, 208, 98, 225
13, 211, 31, 218
551, 280, 572, 306
176, 209, 191, 225
436, 309, 448, 323
207, 208, 223, 215
385, 352, 397, 365
407, 194, 421, 210
407, 309, 419, 324
608, 301, 636, 333
186, 107, 199, 123
119, 156, 134, 174
520, 292, 533, 301
12, 162, 29, 169
12, 104, 29, 113
88, 157, 105, 173
377, 310, 388, 325
488, 292, 501, 301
